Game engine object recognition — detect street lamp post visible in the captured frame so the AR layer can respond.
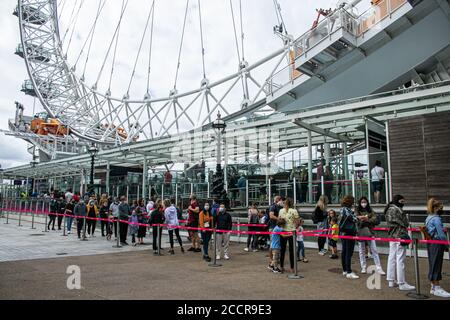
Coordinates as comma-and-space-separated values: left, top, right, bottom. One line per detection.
88, 143, 99, 193
211, 112, 228, 206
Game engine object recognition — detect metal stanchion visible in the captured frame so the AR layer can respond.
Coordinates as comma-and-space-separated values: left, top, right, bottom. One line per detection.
157, 223, 162, 255
237, 218, 241, 244
406, 238, 428, 299
18, 200, 23, 227
43, 202, 49, 232
288, 230, 304, 279
81, 215, 88, 241
112, 218, 122, 248
5, 200, 10, 224
61, 212, 67, 236
31, 201, 37, 229
209, 228, 222, 267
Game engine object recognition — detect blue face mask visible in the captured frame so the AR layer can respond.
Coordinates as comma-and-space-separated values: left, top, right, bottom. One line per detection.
219, 208, 225, 213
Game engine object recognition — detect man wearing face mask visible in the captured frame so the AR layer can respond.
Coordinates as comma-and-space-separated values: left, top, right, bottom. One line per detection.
385, 195, 415, 291
425, 198, 450, 298
355, 197, 385, 275
214, 204, 233, 260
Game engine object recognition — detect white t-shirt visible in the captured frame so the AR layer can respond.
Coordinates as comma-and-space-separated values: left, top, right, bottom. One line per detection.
371, 166, 384, 182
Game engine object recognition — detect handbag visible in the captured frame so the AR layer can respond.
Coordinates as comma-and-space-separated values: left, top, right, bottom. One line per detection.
399, 233, 411, 246
357, 227, 373, 239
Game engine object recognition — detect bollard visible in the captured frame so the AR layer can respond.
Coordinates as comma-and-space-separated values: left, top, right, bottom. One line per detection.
406, 239, 428, 299
288, 230, 304, 279
208, 228, 222, 267
112, 217, 122, 248
81, 215, 88, 241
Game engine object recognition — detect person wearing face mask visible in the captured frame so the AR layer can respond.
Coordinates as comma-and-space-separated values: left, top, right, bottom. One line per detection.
215, 204, 233, 260
164, 199, 184, 255
199, 202, 213, 261
86, 198, 99, 237
355, 197, 385, 275
385, 195, 415, 291
425, 198, 450, 298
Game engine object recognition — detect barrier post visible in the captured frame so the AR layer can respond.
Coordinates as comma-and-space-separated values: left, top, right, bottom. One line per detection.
237, 218, 241, 244
31, 201, 37, 229
288, 230, 304, 279
321, 176, 325, 197
112, 217, 122, 248
18, 200, 23, 227
293, 178, 297, 205
5, 199, 10, 224
81, 215, 88, 241
43, 201, 49, 232
246, 180, 249, 208
157, 223, 161, 255
351, 174, 356, 198
61, 212, 67, 236
208, 228, 222, 267
406, 238, 429, 299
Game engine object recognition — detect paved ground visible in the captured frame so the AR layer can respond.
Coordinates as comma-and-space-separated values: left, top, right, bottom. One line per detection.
0, 215, 449, 300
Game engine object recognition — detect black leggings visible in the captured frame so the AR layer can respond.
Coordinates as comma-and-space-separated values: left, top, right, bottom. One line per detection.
57, 214, 64, 229
168, 229, 183, 249
48, 214, 56, 229
280, 235, 294, 269
87, 216, 96, 235
341, 238, 356, 273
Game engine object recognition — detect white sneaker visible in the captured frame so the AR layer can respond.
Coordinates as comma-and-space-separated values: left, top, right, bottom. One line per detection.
244, 247, 249, 252
376, 267, 386, 276
430, 287, 450, 298
388, 281, 398, 288
399, 283, 415, 291
252, 249, 259, 252
216, 255, 221, 260
361, 267, 367, 274
67, 231, 71, 234
346, 272, 360, 279
318, 251, 326, 256
342, 271, 348, 276
224, 255, 230, 260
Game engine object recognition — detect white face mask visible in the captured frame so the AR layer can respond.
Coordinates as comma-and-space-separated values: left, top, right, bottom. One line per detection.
361, 203, 368, 209
204, 206, 210, 210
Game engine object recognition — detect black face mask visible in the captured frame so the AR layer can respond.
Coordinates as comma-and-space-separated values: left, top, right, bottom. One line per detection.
397, 202, 405, 208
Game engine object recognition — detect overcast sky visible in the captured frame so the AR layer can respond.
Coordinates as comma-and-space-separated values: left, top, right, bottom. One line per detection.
0, 0, 358, 170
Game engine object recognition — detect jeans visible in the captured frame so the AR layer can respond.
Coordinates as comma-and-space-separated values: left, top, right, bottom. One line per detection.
66, 216, 74, 232
317, 220, 327, 251
387, 241, 406, 284
341, 238, 356, 273
169, 228, 183, 249
358, 240, 382, 269
280, 235, 294, 269
297, 240, 305, 259
427, 243, 445, 281
246, 229, 257, 250
119, 221, 128, 243
215, 232, 230, 257
77, 218, 84, 237
201, 231, 212, 256
152, 226, 163, 251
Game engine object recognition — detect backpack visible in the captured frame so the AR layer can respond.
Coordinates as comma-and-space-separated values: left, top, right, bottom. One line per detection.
374, 212, 382, 226
339, 209, 357, 235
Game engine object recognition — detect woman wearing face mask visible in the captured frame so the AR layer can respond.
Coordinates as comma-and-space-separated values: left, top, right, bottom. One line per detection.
425, 198, 450, 298
355, 197, 385, 275
385, 195, 415, 291
199, 202, 213, 262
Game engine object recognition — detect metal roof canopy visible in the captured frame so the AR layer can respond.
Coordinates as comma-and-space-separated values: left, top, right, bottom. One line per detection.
3, 80, 450, 179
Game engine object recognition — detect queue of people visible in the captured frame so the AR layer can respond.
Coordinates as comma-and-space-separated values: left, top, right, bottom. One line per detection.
16, 189, 449, 298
